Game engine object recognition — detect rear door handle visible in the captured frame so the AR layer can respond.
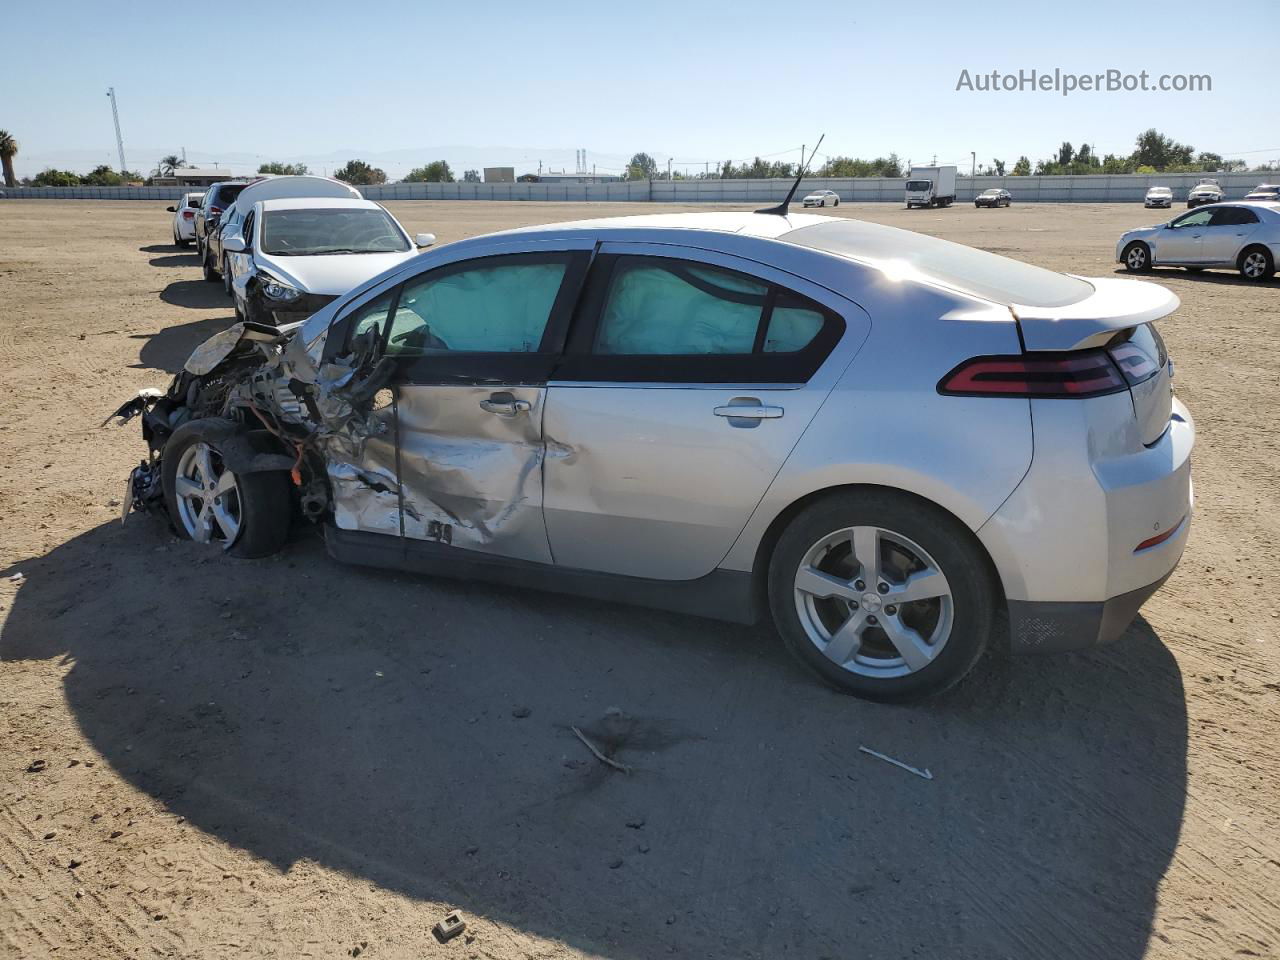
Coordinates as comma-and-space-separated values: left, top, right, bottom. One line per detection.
714, 399, 784, 427
479, 392, 532, 417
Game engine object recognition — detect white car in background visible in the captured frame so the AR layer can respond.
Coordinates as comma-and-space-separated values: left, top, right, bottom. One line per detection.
167, 192, 204, 247
222, 197, 434, 325
1186, 179, 1224, 208
1143, 186, 1172, 209
1118, 201, 1279, 280
802, 189, 840, 207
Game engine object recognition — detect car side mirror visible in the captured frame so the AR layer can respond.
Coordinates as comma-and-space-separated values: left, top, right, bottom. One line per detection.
223, 232, 246, 253
414, 233, 436, 248
166, 205, 176, 212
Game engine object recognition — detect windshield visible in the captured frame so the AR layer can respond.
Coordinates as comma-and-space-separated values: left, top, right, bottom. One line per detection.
905, 180, 932, 191
981, 189, 1001, 196
261, 208, 410, 256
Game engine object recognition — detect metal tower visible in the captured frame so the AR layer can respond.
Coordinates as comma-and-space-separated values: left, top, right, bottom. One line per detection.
105, 87, 127, 174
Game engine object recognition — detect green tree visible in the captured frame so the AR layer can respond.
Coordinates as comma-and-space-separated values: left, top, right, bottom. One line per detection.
0, 130, 18, 187
626, 152, 658, 180
160, 154, 181, 176
404, 160, 455, 183
992, 159, 1006, 177
1056, 142, 1074, 167
333, 159, 387, 185
32, 168, 81, 186
1011, 156, 1031, 176
258, 161, 310, 175
1195, 151, 1224, 172
1131, 129, 1194, 170
82, 164, 129, 185
462, 169, 481, 183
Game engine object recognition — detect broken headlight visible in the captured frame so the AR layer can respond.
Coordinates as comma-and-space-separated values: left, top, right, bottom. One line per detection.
261, 274, 302, 302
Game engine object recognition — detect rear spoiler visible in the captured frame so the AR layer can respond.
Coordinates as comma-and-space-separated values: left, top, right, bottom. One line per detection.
1011, 277, 1180, 351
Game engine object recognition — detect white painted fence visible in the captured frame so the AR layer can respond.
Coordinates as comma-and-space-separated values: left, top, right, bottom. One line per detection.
1, 172, 1267, 203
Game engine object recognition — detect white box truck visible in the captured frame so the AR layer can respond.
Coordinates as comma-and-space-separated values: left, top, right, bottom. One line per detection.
905, 165, 957, 208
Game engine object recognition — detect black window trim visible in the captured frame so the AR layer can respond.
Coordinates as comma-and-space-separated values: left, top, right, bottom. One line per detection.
553, 252, 845, 385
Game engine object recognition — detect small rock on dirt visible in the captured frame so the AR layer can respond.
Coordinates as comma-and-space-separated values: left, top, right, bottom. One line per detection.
512, 705, 532, 719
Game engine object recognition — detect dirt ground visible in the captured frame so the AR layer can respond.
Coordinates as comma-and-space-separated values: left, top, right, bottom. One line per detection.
1, 199, 1278, 960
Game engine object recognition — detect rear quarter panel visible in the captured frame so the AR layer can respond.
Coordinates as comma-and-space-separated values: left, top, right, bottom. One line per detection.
721, 281, 1033, 575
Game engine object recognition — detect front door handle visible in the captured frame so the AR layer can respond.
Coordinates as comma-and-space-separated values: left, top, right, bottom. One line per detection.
479, 392, 532, 417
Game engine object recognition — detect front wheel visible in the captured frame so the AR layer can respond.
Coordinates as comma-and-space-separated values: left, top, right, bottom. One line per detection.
833, 198, 839, 206
1239, 246, 1275, 281
202, 249, 219, 283
1122, 241, 1152, 272
162, 423, 291, 558
768, 491, 994, 702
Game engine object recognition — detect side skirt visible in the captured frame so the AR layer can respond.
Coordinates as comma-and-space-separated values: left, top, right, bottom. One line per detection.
324, 524, 762, 626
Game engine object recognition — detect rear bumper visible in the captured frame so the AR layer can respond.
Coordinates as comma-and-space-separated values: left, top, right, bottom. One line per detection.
1007, 570, 1171, 653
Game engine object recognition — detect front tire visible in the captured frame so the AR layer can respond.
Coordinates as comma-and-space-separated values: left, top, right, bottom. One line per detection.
1122, 241, 1152, 272
202, 249, 219, 283
1239, 246, 1275, 281
768, 490, 994, 702
162, 423, 291, 559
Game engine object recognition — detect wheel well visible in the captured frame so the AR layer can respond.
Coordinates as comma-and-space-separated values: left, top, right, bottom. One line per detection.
1237, 243, 1272, 266
746, 483, 1005, 616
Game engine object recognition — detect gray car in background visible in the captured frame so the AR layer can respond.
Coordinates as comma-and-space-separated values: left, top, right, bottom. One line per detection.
1118, 201, 1279, 280
114, 212, 1194, 702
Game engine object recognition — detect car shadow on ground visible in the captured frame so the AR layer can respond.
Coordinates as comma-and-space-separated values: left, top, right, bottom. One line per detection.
129, 314, 236, 373
0, 521, 1188, 959
1111, 266, 1276, 287
139, 243, 200, 269
159, 278, 228, 311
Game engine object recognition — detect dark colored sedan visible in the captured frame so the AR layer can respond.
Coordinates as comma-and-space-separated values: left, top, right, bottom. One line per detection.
975, 188, 1012, 208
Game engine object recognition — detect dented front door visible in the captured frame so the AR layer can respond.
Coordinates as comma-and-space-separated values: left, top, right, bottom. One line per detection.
378, 249, 587, 563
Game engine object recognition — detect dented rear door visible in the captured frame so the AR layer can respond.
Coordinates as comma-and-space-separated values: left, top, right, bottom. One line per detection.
378, 249, 589, 563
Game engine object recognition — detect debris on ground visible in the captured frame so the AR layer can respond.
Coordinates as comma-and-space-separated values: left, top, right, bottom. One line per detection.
512, 705, 531, 719
859, 745, 933, 781
571, 724, 631, 774
433, 910, 466, 943
25, 758, 48, 773
7, 572, 25, 583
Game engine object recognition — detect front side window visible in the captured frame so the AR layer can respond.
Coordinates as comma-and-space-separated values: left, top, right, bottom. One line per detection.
386, 258, 569, 356
348, 291, 395, 342
1171, 210, 1213, 229
595, 260, 768, 355
261, 208, 409, 256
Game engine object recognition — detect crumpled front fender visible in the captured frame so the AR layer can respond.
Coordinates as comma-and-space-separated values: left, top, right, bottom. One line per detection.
165, 418, 296, 475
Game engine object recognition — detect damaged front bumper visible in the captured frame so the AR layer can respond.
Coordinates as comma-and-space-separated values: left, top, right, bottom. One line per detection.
107, 317, 395, 543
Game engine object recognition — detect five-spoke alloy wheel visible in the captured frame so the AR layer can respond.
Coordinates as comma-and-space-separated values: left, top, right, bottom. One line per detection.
174, 441, 242, 547
769, 490, 994, 702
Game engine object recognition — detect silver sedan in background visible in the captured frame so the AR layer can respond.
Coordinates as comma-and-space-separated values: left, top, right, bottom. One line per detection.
1118, 201, 1279, 280
115, 212, 1194, 702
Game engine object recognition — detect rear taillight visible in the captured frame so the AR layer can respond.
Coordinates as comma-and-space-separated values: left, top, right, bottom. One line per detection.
182, 210, 194, 220
209, 205, 223, 217
938, 350, 1127, 398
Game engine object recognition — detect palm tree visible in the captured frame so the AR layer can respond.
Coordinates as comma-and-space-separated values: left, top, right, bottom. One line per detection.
0, 131, 18, 188
160, 154, 181, 177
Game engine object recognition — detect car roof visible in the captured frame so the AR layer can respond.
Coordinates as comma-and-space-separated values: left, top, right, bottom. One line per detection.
258, 197, 385, 212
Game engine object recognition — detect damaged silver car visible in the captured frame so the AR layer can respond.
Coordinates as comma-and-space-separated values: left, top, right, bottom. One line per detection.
112, 212, 1193, 702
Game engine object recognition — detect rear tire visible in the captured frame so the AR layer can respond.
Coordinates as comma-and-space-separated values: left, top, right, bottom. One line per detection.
1122, 241, 1152, 272
162, 422, 291, 559
202, 249, 218, 283
1238, 246, 1275, 281
768, 490, 994, 703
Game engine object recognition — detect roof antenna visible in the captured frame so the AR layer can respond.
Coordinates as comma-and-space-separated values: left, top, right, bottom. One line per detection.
756, 133, 824, 216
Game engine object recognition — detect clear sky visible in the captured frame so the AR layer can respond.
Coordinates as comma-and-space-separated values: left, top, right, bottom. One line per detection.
5, 0, 1276, 180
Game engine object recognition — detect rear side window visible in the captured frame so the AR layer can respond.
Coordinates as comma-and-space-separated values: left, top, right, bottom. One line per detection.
557, 255, 844, 384
595, 260, 768, 355
1209, 207, 1259, 226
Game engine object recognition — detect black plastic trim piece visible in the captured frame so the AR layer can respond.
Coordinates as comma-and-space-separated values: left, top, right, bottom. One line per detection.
324, 524, 761, 625
1006, 571, 1172, 654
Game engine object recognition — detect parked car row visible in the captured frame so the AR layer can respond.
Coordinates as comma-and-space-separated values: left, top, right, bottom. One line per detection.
166, 192, 204, 246
126, 196, 1196, 702
171, 175, 434, 326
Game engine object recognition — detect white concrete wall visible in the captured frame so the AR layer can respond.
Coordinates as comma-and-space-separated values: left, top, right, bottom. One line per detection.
1, 172, 1268, 203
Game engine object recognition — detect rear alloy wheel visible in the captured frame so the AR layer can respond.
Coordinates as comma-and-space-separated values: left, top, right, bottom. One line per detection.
769, 491, 993, 702
1239, 246, 1275, 281
162, 426, 291, 558
1123, 241, 1152, 272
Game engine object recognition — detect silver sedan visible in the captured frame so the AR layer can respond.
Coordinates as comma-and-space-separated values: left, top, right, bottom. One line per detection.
116, 212, 1194, 702
1117, 201, 1280, 280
